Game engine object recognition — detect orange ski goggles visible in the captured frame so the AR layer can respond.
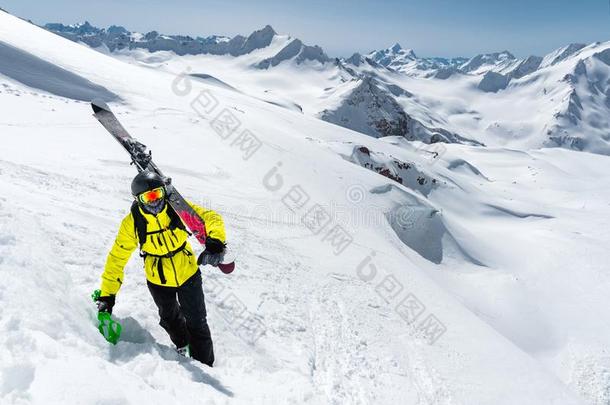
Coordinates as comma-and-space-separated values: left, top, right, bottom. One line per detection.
138, 187, 165, 204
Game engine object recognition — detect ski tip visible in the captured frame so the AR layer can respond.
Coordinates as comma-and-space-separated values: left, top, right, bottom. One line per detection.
218, 261, 235, 274
91, 99, 111, 114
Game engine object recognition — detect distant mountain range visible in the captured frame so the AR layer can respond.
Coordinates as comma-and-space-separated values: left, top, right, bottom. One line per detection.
43, 22, 610, 155
43, 21, 580, 79
44, 22, 330, 63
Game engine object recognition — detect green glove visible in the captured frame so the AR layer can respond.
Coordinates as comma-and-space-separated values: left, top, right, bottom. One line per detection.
91, 289, 122, 345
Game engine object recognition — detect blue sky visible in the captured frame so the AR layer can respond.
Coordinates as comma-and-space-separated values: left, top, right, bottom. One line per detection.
2, 0, 609, 57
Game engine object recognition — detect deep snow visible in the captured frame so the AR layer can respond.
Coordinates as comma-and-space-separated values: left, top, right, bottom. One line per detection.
1, 10, 610, 405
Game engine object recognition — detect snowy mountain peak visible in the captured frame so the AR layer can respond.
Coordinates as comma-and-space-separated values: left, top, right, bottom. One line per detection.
541, 43, 587, 68
459, 50, 516, 74
77, 20, 95, 31
319, 76, 477, 144
107, 25, 129, 35
505, 55, 543, 79
256, 38, 331, 68
404, 49, 417, 59
45, 20, 100, 35
246, 25, 277, 43
367, 44, 418, 71
390, 42, 403, 53
239, 24, 277, 54
345, 52, 364, 66
371, 43, 417, 60
261, 24, 277, 36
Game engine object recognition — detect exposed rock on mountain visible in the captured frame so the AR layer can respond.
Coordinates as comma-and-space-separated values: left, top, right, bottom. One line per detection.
506, 55, 543, 79
319, 76, 480, 144
478, 71, 510, 92
347, 145, 439, 196
240, 25, 276, 55
257, 39, 330, 68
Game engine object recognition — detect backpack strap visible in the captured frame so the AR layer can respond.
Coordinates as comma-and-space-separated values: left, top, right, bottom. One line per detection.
131, 201, 148, 249
167, 204, 187, 233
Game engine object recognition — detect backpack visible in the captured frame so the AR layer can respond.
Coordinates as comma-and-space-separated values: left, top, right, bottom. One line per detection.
130, 201, 187, 249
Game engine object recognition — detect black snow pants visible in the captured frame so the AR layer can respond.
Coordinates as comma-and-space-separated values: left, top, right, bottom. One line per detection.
147, 270, 214, 366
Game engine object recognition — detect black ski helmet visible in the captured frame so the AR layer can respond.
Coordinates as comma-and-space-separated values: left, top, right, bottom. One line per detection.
131, 170, 165, 196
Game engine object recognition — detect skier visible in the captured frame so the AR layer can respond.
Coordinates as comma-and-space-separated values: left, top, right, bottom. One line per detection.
95, 170, 227, 367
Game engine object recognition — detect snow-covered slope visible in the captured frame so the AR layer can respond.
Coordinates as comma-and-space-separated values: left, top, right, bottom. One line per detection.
458, 50, 517, 75
2, 10, 610, 405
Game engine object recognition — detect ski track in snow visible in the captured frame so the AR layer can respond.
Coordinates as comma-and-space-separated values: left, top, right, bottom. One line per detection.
0, 155, 424, 404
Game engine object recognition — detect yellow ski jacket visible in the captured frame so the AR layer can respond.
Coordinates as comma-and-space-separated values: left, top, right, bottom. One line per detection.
100, 202, 225, 296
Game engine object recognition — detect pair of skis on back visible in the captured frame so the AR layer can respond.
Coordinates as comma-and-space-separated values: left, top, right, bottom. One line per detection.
90, 100, 235, 345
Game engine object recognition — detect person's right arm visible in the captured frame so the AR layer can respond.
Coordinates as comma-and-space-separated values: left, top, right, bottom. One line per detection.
100, 213, 138, 297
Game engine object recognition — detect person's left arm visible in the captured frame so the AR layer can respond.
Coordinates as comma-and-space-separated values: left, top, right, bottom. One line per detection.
188, 201, 226, 243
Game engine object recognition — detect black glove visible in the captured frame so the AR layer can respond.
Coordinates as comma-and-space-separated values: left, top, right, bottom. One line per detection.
96, 295, 116, 314
198, 237, 226, 267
